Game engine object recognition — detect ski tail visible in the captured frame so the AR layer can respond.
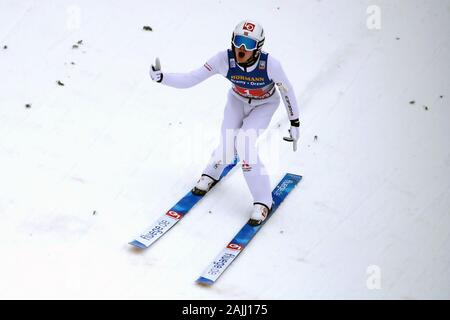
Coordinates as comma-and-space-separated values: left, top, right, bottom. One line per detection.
196, 173, 302, 285
128, 158, 238, 249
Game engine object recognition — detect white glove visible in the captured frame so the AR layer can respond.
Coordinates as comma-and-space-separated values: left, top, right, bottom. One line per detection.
283, 119, 300, 151
149, 57, 163, 82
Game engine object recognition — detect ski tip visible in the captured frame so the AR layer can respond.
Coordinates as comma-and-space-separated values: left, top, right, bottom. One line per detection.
285, 173, 302, 181
196, 277, 214, 286
128, 240, 147, 249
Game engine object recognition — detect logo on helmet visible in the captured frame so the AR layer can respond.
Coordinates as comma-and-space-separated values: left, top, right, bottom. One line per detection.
243, 22, 255, 32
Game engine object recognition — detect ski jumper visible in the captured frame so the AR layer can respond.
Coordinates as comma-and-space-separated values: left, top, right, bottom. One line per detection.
160, 50, 299, 209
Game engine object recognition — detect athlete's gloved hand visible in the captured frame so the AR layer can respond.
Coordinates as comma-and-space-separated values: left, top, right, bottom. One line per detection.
283, 119, 300, 152
149, 57, 163, 83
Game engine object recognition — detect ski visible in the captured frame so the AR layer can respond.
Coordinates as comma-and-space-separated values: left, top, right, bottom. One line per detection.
129, 160, 237, 249
196, 173, 302, 285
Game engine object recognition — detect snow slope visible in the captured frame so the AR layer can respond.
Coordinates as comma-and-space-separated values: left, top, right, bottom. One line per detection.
0, 0, 449, 299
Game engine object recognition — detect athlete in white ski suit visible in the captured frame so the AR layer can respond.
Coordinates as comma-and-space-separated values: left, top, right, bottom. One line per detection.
150, 20, 299, 224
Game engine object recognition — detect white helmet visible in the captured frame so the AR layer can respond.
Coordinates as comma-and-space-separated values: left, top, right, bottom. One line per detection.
231, 20, 265, 52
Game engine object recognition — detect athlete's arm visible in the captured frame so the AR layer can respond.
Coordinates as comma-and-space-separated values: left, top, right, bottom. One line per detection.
267, 55, 299, 121
268, 55, 300, 151
150, 51, 228, 88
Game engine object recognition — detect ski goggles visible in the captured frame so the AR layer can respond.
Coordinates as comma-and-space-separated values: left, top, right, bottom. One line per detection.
232, 35, 258, 51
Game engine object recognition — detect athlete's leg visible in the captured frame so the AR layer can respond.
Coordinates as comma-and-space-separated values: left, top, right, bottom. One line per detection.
235, 94, 280, 208
201, 90, 244, 181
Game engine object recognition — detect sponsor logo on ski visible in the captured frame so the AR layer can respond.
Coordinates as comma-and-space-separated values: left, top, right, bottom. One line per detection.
274, 179, 293, 197
227, 243, 243, 251
207, 252, 237, 276
140, 219, 172, 241
166, 210, 182, 220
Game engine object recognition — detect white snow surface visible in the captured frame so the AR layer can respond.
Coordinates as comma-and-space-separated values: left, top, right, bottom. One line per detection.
0, 0, 449, 299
